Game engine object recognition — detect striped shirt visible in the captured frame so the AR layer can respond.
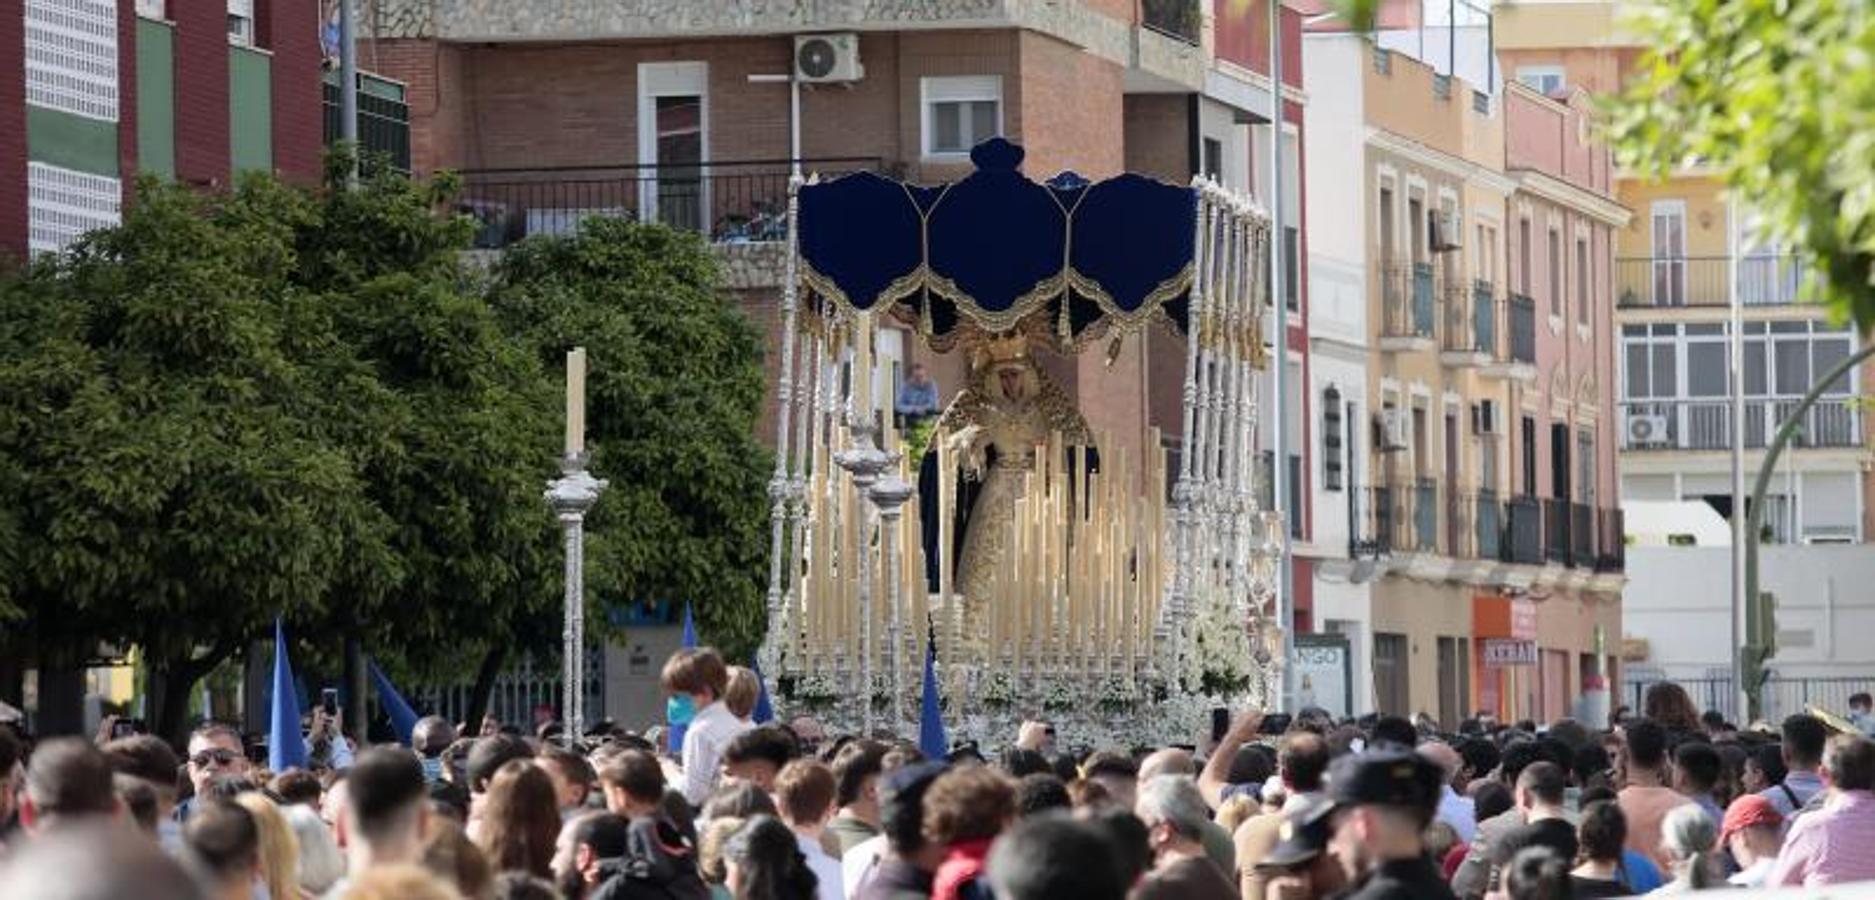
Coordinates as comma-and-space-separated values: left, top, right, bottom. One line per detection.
1767, 790, 1875, 887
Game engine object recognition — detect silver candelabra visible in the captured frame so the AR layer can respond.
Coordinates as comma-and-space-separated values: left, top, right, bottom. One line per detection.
545, 453, 607, 748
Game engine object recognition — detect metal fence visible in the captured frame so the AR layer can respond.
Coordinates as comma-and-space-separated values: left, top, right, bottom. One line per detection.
1625, 676, 1875, 724
1618, 398, 1862, 451
409, 649, 606, 731
1617, 255, 1807, 309
457, 157, 883, 249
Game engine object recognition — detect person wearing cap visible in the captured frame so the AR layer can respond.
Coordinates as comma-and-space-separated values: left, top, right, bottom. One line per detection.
1255, 796, 1347, 900
1322, 749, 1456, 900
1720, 794, 1785, 888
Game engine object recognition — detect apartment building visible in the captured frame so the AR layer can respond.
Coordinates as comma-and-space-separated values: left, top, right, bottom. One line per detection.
355, 0, 1318, 626
1, 1, 411, 261
1304, 24, 1626, 723
1498, 0, 1874, 690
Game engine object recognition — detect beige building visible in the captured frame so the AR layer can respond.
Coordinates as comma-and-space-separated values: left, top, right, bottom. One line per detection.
1307, 27, 1625, 724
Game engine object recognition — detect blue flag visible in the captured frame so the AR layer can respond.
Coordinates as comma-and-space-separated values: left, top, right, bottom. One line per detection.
670, 603, 697, 754
367, 658, 421, 747
269, 619, 308, 771
919, 636, 948, 760
750, 654, 775, 725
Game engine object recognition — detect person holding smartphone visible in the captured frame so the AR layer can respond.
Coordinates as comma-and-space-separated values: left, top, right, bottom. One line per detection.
306, 690, 356, 771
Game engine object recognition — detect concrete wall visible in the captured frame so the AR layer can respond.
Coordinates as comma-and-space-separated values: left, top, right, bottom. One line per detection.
1623, 545, 1875, 679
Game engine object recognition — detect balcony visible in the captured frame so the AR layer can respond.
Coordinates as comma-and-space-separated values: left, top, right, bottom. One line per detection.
1618, 398, 1862, 451
1441, 279, 1495, 366
1616, 255, 1809, 309
1506, 495, 1544, 565
1475, 490, 1503, 560
1596, 508, 1626, 572
1482, 291, 1537, 381
1354, 485, 1396, 557
456, 158, 884, 250
1379, 262, 1437, 351
1143, 0, 1202, 44
1543, 498, 1570, 564
1571, 502, 1595, 568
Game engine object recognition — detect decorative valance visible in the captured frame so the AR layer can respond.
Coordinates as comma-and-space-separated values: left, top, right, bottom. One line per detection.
797, 139, 1199, 346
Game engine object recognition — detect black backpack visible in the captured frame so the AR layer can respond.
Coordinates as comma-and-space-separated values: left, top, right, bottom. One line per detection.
587, 816, 711, 900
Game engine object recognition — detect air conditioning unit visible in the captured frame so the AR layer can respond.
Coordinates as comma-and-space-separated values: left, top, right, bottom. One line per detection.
1430, 209, 1462, 253
794, 33, 864, 83
1472, 400, 1501, 436
136, 0, 166, 19
1378, 408, 1409, 451
227, 0, 255, 46
1625, 413, 1669, 446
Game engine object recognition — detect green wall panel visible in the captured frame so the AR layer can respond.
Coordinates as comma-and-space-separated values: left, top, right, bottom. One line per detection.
137, 19, 176, 179
230, 46, 273, 173
27, 106, 119, 177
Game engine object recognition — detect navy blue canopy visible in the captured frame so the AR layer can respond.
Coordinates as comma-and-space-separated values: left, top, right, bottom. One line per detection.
797, 139, 1198, 347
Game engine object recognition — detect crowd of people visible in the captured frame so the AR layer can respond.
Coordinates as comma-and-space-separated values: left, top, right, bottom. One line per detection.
1, 648, 1873, 900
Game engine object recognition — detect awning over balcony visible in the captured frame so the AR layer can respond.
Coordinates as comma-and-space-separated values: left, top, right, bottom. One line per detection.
797, 138, 1201, 349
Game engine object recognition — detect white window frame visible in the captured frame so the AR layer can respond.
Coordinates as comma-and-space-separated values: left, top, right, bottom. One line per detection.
920, 76, 1003, 160
637, 61, 710, 228
228, 0, 255, 47
1515, 65, 1565, 96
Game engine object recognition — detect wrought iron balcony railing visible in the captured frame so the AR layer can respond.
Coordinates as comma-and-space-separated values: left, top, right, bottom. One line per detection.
456, 157, 884, 249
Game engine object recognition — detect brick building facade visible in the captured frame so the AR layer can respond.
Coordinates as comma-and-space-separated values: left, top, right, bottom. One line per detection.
1, 0, 327, 261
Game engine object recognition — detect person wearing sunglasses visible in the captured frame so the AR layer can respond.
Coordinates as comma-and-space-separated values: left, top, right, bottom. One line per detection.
177, 724, 249, 824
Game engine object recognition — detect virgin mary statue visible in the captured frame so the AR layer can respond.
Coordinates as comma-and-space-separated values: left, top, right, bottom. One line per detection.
918, 334, 1096, 606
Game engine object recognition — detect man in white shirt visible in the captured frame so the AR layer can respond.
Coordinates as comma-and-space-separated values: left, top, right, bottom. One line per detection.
1419, 740, 1478, 844
1721, 794, 1784, 889
661, 647, 750, 807
776, 759, 844, 900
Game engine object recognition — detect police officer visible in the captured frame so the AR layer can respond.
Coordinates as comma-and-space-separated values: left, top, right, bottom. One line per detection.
1322, 748, 1455, 900
1255, 795, 1348, 900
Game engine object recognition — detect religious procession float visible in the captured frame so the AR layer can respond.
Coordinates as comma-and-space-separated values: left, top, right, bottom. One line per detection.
754, 139, 1284, 747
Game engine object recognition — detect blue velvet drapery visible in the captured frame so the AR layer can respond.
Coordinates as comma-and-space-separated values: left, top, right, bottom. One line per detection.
796, 138, 1198, 343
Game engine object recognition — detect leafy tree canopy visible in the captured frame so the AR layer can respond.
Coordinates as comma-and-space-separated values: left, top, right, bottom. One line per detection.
489, 219, 773, 661
1, 158, 772, 735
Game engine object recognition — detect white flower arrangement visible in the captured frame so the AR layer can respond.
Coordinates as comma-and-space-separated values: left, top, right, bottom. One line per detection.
1182, 584, 1255, 698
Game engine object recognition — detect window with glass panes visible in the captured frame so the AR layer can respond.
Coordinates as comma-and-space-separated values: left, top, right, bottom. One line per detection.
921, 76, 1002, 157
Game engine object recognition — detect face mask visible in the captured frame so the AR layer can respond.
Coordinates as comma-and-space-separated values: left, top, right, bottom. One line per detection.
667, 694, 696, 726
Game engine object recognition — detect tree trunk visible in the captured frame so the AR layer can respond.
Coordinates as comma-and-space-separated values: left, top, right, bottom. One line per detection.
148, 666, 199, 750
343, 637, 368, 745
464, 645, 507, 731
34, 661, 86, 736
0, 651, 23, 711
147, 643, 239, 750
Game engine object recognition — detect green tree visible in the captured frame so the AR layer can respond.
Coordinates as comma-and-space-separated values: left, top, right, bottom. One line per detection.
0, 178, 398, 741
489, 219, 773, 661
1609, 0, 1875, 328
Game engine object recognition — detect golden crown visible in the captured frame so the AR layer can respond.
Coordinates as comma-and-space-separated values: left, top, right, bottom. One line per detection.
971, 333, 1031, 370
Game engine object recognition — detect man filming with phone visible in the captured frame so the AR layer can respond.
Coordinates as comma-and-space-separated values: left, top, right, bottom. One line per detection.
1197, 710, 1331, 900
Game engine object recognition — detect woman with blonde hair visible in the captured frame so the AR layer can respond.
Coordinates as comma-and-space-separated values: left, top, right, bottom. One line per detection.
231, 792, 299, 900
724, 667, 761, 723
283, 803, 345, 898
475, 760, 560, 879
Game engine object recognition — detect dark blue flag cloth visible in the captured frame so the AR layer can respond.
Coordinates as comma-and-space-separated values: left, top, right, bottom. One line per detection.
919, 637, 948, 761
670, 603, 698, 754
269, 619, 308, 771
751, 654, 775, 725
368, 658, 420, 747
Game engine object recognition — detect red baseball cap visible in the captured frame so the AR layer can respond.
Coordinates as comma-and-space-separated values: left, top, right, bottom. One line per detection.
1720, 794, 1784, 844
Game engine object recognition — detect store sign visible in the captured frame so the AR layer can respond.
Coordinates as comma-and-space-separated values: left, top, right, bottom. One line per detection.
1293, 634, 1353, 720
1511, 599, 1538, 640
1482, 638, 1537, 667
